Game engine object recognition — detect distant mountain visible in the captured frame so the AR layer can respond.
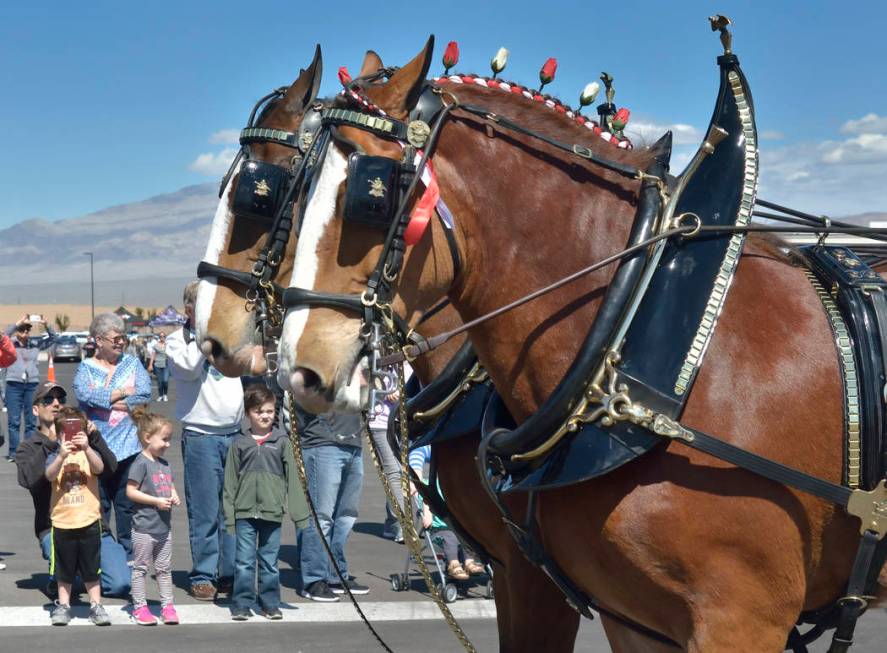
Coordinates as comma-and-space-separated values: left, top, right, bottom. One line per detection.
0, 184, 218, 305
0, 184, 884, 306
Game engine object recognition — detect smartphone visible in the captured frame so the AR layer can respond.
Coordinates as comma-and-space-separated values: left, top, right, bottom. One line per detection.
63, 418, 81, 444
27, 314, 42, 323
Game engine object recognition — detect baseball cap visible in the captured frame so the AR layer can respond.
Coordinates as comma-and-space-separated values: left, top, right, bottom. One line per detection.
33, 381, 67, 405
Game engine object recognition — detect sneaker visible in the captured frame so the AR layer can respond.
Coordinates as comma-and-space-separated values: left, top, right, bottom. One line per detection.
131, 604, 156, 626
329, 578, 370, 595
5, 456, 14, 463
382, 524, 403, 541
90, 602, 111, 626
394, 532, 404, 544
50, 601, 71, 626
216, 579, 234, 596
230, 607, 251, 621
0, 558, 6, 570
299, 580, 340, 602
160, 604, 179, 625
190, 582, 216, 601
261, 607, 283, 620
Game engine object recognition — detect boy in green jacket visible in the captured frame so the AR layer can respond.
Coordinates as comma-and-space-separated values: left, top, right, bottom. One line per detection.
224, 385, 308, 620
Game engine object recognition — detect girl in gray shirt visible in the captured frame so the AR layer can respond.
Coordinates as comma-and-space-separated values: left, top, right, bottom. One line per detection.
126, 406, 181, 625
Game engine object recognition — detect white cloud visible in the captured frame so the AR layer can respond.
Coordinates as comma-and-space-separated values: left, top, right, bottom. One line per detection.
821, 133, 887, 164
209, 129, 240, 144
840, 113, 887, 135
760, 130, 784, 141
625, 121, 701, 146
188, 147, 238, 176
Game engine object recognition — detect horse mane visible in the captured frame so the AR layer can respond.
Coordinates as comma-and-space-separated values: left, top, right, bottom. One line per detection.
435, 73, 655, 171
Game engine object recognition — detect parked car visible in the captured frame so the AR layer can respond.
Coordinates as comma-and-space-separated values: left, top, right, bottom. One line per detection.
52, 335, 82, 362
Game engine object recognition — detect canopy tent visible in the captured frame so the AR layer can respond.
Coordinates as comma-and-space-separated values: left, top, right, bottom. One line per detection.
114, 306, 147, 328
147, 305, 186, 327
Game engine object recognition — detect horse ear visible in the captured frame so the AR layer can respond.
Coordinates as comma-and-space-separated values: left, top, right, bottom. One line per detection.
358, 50, 384, 78
284, 44, 323, 113
377, 36, 434, 116
650, 131, 672, 169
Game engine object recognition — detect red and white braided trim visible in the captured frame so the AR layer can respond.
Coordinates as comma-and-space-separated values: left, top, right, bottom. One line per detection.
340, 78, 632, 150
434, 75, 632, 150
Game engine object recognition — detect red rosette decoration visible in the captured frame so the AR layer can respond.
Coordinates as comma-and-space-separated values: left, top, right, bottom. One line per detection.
538, 57, 557, 92
442, 41, 459, 75
611, 107, 630, 131
337, 66, 352, 87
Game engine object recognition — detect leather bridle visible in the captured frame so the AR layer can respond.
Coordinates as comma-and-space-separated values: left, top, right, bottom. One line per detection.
196, 87, 327, 375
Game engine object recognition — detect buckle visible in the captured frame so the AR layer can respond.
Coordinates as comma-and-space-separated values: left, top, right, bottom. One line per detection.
572, 144, 593, 159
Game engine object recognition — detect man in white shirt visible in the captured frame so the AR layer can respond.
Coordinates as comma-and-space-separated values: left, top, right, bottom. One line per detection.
167, 280, 244, 601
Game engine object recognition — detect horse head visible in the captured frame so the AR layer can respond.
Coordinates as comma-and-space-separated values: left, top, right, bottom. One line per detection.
278, 38, 460, 413
195, 46, 322, 377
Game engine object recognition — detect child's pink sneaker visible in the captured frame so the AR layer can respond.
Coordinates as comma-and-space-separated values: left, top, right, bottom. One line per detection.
132, 605, 157, 626
161, 604, 179, 625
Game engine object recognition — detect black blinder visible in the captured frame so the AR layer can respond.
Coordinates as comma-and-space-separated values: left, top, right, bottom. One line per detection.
231, 160, 291, 221
344, 154, 401, 229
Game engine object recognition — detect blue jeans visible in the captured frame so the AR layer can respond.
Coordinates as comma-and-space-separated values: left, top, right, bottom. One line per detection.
40, 531, 131, 597
5, 381, 37, 459
182, 429, 236, 587
154, 366, 169, 396
233, 518, 281, 611
299, 445, 363, 586
98, 452, 137, 558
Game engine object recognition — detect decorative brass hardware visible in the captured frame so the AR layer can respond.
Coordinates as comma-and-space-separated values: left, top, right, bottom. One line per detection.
413, 363, 489, 423
709, 15, 733, 55
806, 271, 862, 489
846, 480, 887, 539
512, 351, 692, 462
675, 70, 758, 395
407, 120, 432, 148
254, 179, 271, 197
368, 177, 386, 198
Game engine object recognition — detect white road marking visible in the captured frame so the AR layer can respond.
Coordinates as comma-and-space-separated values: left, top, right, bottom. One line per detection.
0, 600, 496, 627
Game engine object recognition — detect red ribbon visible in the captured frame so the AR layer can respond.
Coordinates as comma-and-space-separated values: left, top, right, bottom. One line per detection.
403, 158, 440, 245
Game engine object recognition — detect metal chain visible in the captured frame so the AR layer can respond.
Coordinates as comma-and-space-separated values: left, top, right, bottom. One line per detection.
284, 394, 394, 653
360, 349, 478, 653
388, 359, 479, 653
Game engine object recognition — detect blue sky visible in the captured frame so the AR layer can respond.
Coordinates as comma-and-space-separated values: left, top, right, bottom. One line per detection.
2, 0, 885, 229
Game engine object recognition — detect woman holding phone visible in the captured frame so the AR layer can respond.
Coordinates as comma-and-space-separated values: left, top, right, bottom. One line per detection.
73, 313, 151, 558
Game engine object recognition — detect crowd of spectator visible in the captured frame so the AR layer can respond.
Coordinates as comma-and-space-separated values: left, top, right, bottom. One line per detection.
2, 280, 483, 626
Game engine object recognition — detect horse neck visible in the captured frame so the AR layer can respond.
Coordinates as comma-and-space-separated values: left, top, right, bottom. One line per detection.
437, 122, 639, 421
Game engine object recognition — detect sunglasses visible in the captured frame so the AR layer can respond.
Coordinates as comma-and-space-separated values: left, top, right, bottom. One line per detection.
39, 394, 67, 406
100, 335, 127, 345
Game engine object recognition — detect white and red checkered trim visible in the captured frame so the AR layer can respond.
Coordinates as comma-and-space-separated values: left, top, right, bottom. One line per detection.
433, 75, 632, 150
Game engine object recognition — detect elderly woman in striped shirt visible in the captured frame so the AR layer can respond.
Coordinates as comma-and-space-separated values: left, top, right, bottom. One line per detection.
74, 313, 151, 557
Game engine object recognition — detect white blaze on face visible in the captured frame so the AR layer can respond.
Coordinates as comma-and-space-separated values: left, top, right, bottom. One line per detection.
194, 161, 242, 343
279, 145, 348, 379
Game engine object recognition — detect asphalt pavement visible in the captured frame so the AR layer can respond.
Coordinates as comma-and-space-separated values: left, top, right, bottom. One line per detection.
0, 360, 883, 651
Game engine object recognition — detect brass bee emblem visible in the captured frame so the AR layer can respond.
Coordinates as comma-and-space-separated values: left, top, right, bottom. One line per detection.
368, 177, 386, 198
254, 179, 271, 197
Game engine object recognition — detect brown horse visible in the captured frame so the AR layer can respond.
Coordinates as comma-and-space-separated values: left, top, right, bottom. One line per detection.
196, 49, 583, 651
194, 50, 321, 377
277, 39, 885, 651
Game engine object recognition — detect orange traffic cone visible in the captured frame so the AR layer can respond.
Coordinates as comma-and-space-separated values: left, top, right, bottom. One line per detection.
47, 354, 56, 383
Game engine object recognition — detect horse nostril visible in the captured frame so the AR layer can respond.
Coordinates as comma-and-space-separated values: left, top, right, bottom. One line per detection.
200, 337, 225, 362
296, 367, 322, 391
